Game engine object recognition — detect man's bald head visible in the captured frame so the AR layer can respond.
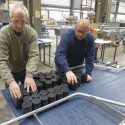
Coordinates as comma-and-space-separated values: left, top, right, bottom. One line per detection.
77, 19, 90, 30
10, 3, 29, 19
75, 18, 89, 40
10, 3, 29, 33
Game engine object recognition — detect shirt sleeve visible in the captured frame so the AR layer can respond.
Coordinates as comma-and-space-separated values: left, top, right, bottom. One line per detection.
26, 29, 39, 78
0, 32, 15, 84
85, 35, 95, 75
55, 31, 71, 73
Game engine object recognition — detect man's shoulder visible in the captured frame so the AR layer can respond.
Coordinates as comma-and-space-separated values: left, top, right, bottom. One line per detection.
87, 32, 94, 40
65, 28, 74, 33
24, 25, 38, 36
0, 25, 13, 40
25, 25, 35, 31
85, 32, 94, 46
62, 28, 75, 37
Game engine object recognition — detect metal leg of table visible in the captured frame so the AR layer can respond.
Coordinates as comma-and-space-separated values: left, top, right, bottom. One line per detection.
43, 43, 52, 67
49, 43, 51, 67
56, 35, 59, 49
113, 46, 117, 62
39, 42, 52, 67
43, 43, 45, 63
102, 44, 105, 62
100, 44, 105, 62
39, 44, 41, 61
100, 46, 103, 60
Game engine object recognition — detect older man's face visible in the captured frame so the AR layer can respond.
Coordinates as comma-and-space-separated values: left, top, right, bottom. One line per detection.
11, 9, 27, 33
75, 24, 88, 40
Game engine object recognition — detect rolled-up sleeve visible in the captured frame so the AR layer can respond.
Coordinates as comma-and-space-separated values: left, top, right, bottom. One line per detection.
0, 33, 14, 84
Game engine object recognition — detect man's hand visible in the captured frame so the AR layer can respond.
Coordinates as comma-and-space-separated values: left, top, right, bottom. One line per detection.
65, 71, 78, 85
24, 77, 37, 93
9, 81, 21, 98
87, 74, 92, 81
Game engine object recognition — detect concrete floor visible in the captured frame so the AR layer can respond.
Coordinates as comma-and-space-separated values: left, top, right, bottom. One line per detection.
0, 38, 125, 124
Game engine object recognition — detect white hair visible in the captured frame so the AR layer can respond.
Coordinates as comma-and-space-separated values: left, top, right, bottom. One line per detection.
76, 18, 90, 29
87, 11, 95, 17
9, 3, 29, 19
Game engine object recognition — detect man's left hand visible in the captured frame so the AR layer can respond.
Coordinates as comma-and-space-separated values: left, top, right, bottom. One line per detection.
24, 77, 37, 92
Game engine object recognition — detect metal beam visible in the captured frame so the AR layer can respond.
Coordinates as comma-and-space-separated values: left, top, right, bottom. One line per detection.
114, 0, 120, 21
23, 0, 41, 35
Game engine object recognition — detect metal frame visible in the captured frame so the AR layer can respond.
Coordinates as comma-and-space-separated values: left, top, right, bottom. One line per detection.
70, 64, 125, 71
2, 92, 125, 125
38, 41, 53, 67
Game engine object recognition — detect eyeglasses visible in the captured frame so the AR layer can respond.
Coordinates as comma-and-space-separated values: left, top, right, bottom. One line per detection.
12, 19, 26, 24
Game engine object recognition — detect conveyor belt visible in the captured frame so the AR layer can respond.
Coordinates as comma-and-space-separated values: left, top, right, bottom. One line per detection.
2, 92, 125, 125
1, 66, 125, 125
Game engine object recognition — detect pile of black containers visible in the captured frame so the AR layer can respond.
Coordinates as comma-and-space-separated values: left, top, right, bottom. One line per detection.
13, 70, 88, 114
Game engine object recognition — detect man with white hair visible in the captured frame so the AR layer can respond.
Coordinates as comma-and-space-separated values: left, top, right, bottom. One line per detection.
87, 11, 95, 23
87, 10, 98, 62
0, 3, 39, 98
55, 19, 95, 85
87, 10, 95, 32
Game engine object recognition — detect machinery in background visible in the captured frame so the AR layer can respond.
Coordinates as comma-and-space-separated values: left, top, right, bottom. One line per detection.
65, 16, 78, 25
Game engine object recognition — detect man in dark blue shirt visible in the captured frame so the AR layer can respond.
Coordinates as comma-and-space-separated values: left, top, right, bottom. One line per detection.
55, 19, 95, 85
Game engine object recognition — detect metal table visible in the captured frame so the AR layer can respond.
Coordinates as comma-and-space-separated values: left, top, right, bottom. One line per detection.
95, 39, 112, 62
38, 38, 54, 67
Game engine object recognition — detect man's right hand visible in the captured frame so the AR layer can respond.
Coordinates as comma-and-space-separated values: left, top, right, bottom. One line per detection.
9, 81, 22, 98
65, 71, 78, 85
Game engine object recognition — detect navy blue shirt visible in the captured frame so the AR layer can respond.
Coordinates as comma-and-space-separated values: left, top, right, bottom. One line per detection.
55, 28, 95, 75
